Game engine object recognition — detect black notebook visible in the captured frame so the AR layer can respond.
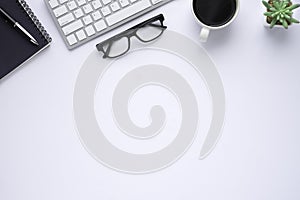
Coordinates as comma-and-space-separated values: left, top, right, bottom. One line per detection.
0, 0, 51, 80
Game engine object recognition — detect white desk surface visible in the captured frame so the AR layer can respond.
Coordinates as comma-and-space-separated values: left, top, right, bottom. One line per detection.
1, 0, 300, 199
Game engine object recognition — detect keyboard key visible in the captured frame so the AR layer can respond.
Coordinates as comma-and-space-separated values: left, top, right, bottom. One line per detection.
53, 5, 68, 17
106, 0, 151, 26
62, 20, 83, 35
73, 8, 84, 18
76, 30, 87, 41
85, 25, 96, 36
94, 20, 107, 31
82, 4, 93, 14
58, 13, 75, 26
49, 0, 59, 9
92, 0, 102, 9
119, 0, 129, 7
67, 1, 77, 10
91, 11, 102, 20
83, 15, 93, 25
101, 0, 111, 5
101, 6, 111, 16
67, 34, 78, 45
110, 2, 120, 11
77, 0, 86, 6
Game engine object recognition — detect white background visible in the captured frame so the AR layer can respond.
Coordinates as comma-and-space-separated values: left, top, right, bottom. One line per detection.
1, 0, 300, 199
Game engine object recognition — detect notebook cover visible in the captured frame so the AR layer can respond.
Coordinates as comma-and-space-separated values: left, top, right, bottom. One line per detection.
0, 0, 51, 80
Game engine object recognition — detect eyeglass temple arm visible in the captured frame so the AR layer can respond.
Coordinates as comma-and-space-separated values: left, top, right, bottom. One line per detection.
97, 14, 165, 46
129, 14, 165, 30
147, 24, 167, 29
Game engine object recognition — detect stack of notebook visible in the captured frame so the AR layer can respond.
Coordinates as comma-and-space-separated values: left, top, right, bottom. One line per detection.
0, 0, 51, 80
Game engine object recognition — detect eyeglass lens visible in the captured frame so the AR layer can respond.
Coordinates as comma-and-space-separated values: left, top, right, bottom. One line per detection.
104, 37, 130, 58
136, 20, 164, 42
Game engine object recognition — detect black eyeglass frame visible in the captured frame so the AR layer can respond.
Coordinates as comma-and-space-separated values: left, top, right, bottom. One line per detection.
96, 14, 167, 58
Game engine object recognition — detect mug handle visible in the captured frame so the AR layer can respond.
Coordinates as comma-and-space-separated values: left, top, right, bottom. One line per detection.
200, 27, 210, 42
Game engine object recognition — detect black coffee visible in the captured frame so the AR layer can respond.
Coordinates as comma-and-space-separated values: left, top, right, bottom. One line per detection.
193, 0, 237, 27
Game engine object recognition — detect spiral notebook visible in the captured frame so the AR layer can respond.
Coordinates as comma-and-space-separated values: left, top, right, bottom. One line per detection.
0, 0, 51, 80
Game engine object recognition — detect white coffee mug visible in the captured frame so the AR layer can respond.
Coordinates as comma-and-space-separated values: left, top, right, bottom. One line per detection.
191, 0, 240, 42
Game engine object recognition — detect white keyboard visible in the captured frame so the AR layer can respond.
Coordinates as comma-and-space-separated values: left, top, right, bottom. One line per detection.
45, 0, 173, 49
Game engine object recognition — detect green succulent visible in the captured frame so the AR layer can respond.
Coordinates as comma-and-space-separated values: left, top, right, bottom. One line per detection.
262, 0, 300, 29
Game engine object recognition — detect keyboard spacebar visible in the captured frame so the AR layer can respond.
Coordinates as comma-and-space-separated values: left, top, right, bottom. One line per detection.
106, 0, 152, 26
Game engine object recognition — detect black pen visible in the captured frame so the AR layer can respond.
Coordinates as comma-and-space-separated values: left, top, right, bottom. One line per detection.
0, 7, 39, 46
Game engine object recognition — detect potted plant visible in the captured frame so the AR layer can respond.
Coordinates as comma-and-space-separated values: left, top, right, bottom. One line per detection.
262, 0, 300, 29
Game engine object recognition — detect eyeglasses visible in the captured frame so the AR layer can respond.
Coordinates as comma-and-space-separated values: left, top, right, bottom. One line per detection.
96, 14, 167, 59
